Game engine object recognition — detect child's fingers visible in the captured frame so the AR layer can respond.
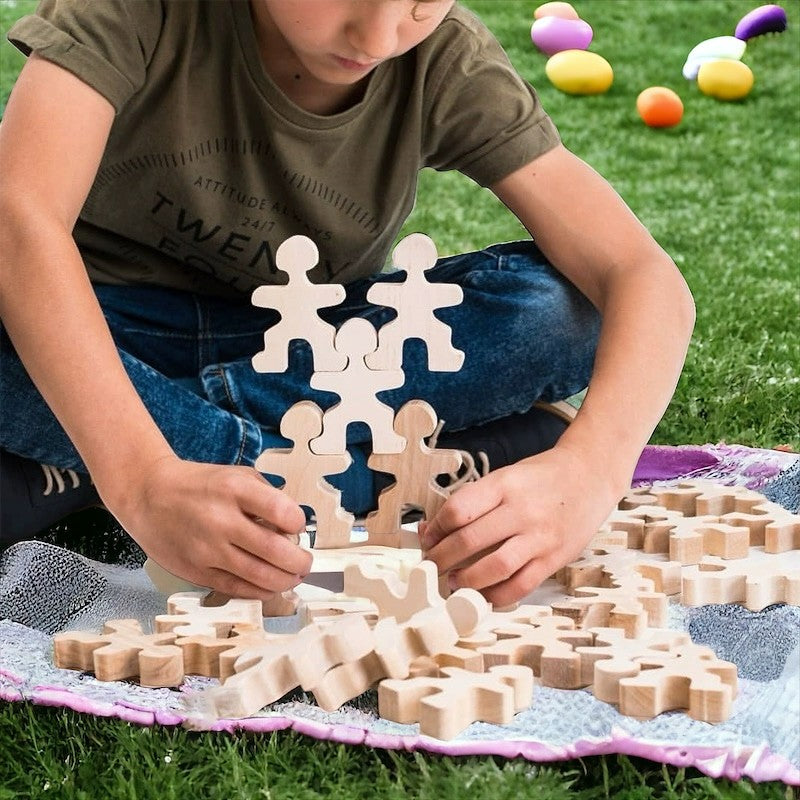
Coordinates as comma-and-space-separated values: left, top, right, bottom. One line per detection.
423, 504, 518, 575
447, 534, 534, 592
421, 479, 503, 548
221, 537, 306, 593
236, 471, 307, 536
205, 566, 295, 605
461, 549, 559, 608
232, 516, 313, 579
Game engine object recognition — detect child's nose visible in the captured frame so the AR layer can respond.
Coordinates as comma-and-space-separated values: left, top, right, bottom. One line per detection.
346, 5, 400, 60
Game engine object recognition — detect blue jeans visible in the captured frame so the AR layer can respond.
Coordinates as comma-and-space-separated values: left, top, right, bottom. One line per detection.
0, 241, 599, 515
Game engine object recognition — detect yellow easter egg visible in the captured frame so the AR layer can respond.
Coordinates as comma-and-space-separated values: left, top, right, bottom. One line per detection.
697, 59, 754, 101
534, 2, 579, 20
545, 50, 614, 95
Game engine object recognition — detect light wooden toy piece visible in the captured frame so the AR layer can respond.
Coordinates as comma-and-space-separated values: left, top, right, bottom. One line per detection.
551, 573, 668, 638
556, 545, 642, 595
600, 506, 684, 553
144, 563, 299, 618
574, 627, 692, 702
342, 559, 489, 628
616, 643, 738, 723
692, 482, 774, 517
154, 592, 264, 638
194, 615, 375, 719
634, 559, 683, 596
668, 521, 751, 565
618, 486, 659, 510
366, 400, 461, 545
203, 589, 299, 619
378, 665, 533, 740
310, 318, 406, 455
251, 235, 346, 372
681, 548, 800, 610
175, 624, 276, 679
255, 401, 354, 549
475, 618, 594, 689
456, 604, 555, 649
765, 517, 800, 553
300, 595, 380, 628
54, 620, 183, 688
308, 544, 422, 575
650, 482, 713, 516
365, 233, 465, 372
311, 590, 488, 711
342, 556, 490, 631
588, 528, 631, 551
343, 559, 444, 622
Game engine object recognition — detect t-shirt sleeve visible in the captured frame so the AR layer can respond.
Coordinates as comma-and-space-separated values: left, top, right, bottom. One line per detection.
6, 0, 165, 112
420, 8, 561, 187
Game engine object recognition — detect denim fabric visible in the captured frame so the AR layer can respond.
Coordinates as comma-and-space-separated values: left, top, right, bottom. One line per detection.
0, 241, 599, 514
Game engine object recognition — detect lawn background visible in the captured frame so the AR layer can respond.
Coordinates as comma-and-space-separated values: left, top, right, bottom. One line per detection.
0, 0, 798, 797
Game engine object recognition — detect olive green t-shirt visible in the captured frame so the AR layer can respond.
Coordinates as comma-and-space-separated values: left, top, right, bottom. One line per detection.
8, 1, 560, 297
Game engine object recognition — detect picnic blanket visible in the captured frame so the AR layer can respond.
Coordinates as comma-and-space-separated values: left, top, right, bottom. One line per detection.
1, 443, 798, 785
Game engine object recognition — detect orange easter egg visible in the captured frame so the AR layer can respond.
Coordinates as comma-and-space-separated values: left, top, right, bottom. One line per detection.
534, 2, 580, 20
636, 86, 684, 128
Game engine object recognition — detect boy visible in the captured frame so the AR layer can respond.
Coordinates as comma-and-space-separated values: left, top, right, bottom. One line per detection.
0, 0, 694, 607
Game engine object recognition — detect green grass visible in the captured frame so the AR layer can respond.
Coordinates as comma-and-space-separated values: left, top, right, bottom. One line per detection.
1, 0, 799, 797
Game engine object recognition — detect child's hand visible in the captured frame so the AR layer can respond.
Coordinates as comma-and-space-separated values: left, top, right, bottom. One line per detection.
419, 446, 618, 607
112, 456, 310, 602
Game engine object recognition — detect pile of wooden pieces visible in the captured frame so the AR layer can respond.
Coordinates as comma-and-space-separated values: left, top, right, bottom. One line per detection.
52, 235, 800, 739
53, 478, 800, 739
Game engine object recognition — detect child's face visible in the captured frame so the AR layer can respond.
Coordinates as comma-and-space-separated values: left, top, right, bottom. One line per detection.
259, 0, 454, 86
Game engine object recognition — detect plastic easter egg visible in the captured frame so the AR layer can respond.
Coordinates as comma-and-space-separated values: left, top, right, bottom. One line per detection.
735, 4, 787, 40
534, 1, 580, 20
683, 36, 746, 80
531, 17, 593, 56
697, 59, 754, 100
636, 87, 684, 128
545, 50, 614, 95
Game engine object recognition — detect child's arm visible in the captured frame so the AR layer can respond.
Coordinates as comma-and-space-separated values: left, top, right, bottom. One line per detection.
421, 144, 695, 606
0, 56, 310, 599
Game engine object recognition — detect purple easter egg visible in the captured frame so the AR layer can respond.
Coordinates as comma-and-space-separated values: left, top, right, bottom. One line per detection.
531, 16, 593, 56
735, 4, 788, 40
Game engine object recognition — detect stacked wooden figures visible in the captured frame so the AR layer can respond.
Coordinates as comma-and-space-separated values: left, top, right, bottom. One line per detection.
251, 232, 465, 548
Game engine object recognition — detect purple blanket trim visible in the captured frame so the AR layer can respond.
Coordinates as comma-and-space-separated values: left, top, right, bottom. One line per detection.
5, 683, 796, 784
3, 444, 799, 785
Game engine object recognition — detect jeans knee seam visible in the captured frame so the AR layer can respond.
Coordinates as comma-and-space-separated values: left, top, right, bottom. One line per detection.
210, 366, 238, 413
235, 420, 249, 466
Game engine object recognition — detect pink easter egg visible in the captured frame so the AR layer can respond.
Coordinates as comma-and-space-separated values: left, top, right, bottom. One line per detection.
531, 16, 594, 57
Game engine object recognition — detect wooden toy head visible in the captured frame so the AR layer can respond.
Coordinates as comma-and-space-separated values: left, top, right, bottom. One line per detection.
279, 401, 324, 442
276, 235, 319, 277
392, 233, 438, 274
395, 399, 438, 439
335, 318, 378, 359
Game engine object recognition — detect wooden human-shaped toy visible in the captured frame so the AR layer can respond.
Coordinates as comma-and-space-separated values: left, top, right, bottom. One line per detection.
366, 400, 461, 544
366, 233, 464, 371
615, 643, 738, 723
54, 619, 183, 688
154, 591, 264, 637
310, 318, 406, 455
681, 548, 800, 610
378, 665, 534, 740
255, 401, 354, 549
251, 235, 347, 372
